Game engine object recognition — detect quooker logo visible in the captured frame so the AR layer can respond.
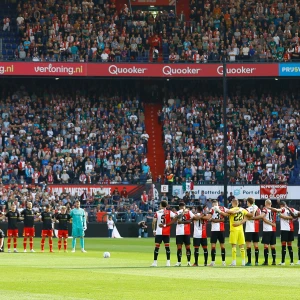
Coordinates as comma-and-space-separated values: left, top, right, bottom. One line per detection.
108, 65, 148, 75
34, 64, 83, 75
217, 66, 256, 75
162, 66, 201, 76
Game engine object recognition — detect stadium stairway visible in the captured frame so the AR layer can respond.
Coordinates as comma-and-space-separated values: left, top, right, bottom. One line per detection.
0, 3, 18, 60
144, 103, 165, 181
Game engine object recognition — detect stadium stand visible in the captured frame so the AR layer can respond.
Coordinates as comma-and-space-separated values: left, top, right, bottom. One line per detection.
161, 85, 300, 186
0, 79, 156, 220
1, 0, 300, 62
0, 83, 150, 175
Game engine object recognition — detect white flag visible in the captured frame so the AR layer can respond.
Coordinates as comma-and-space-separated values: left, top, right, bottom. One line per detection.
112, 226, 122, 238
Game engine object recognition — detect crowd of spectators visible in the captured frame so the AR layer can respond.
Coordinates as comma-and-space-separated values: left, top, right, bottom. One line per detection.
160, 87, 300, 185
0, 85, 151, 186
0, 184, 158, 223
10, 0, 300, 62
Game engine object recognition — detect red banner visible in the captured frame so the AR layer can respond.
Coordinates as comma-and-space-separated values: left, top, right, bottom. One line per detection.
260, 185, 287, 199
0, 62, 87, 76
88, 63, 279, 78
0, 62, 279, 77
47, 184, 141, 196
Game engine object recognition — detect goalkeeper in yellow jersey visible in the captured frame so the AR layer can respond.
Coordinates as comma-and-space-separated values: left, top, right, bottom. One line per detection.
217, 198, 253, 266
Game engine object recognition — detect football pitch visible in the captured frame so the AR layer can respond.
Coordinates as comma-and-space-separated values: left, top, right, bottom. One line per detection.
1, 238, 299, 300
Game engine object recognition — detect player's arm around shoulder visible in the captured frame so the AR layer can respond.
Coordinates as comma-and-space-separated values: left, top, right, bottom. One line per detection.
218, 208, 230, 217
262, 213, 276, 227
269, 207, 281, 213
252, 211, 265, 220
233, 216, 248, 227
242, 208, 253, 218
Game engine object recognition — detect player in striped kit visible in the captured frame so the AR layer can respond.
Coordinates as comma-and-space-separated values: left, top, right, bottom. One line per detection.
192, 206, 211, 266
257, 199, 277, 265
207, 200, 228, 266
174, 202, 194, 267
269, 201, 295, 265
245, 198, 261, 266
151, 200, 176, 267
288, 207, 300, 264
235, 198, 261, 266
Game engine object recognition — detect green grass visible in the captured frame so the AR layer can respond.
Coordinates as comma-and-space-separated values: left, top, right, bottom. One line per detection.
1, 238, 299, 300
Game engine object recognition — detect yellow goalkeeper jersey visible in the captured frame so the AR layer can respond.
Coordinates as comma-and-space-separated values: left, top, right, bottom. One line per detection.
229, 207, 248, 232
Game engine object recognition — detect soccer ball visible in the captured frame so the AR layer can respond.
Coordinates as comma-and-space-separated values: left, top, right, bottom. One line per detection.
103, 252, 111, 258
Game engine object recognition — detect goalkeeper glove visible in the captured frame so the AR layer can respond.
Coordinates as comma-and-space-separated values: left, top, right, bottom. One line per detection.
214, 206, 220, 213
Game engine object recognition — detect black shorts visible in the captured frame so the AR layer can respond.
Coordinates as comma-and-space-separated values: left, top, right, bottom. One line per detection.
155, 235, 170, 245
210, 231, 225, 244
193, 238, 207, 248
298, 235, 300, 247
0, 230, 4, 238
176, 235, 191, 245
280, 231, 294, 242
245, 232, 260, 243
261, 231, 276, 245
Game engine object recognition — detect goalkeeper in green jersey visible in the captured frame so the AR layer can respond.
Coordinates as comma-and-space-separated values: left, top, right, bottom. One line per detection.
70, 200, 87, 253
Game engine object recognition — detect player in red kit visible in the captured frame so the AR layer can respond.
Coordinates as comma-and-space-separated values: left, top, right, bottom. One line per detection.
20, 202, 39, 252
0, 204, 20, 252
174, 202, 194, 266
40, 204, 55, 252
192, 206, 211, 266
206, 200, 228, 266
255, 199, 277, 265
151, 200, 176, 267
287, 207, 300, 264
269, 201, 295, 265
55, 206, 71, 252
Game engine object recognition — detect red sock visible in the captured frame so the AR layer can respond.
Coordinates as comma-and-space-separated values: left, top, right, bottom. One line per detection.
7, 237, 11, 250
58, 239, 62, 250
64, 240, 67, 250
29, 237, 33, 250
41, 238, 45, 251
49, 239, 53, 251
13, 238, 17, 249
23, 238, 27, 250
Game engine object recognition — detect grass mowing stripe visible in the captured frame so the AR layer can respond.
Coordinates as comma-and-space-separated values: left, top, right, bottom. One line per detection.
1, 237, 299, 300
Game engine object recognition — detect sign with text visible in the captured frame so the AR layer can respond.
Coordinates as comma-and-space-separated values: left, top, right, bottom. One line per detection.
0, 62, 87, 76
48, 184, 142, 197
279, 63, 300, 76
172, 185, 260, 199
161, 185, 169, 193
0, 62, 279, 78
260, 185, 287, 199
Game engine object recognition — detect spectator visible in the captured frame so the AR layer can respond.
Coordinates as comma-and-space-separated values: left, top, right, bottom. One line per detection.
199, 191, 207, 206
107, 215, 114, 238
138, 220, 148, 238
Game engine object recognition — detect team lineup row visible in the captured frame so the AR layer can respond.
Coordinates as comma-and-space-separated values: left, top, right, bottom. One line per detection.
0, 200, 87, 253
150, 198, 300, 267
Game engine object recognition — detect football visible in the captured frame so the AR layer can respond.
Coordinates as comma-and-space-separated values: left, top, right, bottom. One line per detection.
103, 252, 111, 258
